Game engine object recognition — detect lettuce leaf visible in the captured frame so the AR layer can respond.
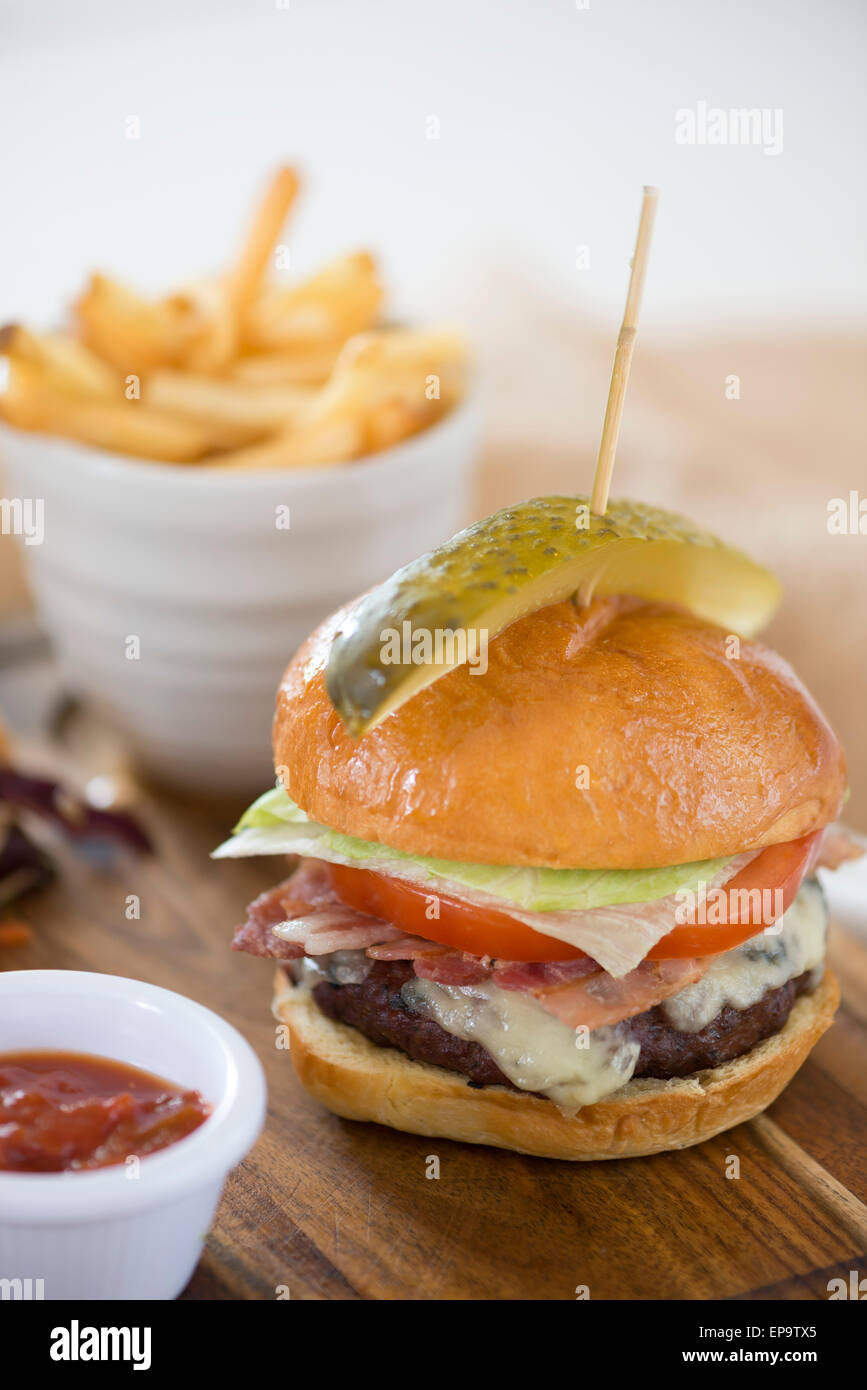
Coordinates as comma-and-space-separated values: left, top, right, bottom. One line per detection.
213, 786, 734, 914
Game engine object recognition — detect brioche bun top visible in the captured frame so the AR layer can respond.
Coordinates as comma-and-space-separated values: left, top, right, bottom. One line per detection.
274, 595, 846, 870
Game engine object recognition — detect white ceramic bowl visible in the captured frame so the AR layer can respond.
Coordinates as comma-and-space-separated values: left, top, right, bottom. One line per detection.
0, 970, 267, 1301
0, 398, 480, 792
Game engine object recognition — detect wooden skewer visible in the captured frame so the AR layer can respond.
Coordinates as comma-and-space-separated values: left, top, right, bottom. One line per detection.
590, 186, 658, 516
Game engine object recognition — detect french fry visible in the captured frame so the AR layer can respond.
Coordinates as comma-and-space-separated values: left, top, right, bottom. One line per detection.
334, 326, 467, 379
7, 168, 468, 471
242, 252, 382, 350
0, 360, 211, 462
145, 369, 314, 438
302, 329, 468, 434
226, 166, 300, 314
0, 324, 117, 398
74, 274, 192, 374
364, 399, 431, 453
165, 279, 238, 374
274, 327, 468, 457
228, 346, 343, 387
168, 167, 300, 373
215, 415, 363, 471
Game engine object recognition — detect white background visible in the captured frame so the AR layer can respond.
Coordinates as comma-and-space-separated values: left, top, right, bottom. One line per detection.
1, 0, 864, 330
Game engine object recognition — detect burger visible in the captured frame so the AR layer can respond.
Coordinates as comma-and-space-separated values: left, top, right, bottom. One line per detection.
216, 497, 860, 1160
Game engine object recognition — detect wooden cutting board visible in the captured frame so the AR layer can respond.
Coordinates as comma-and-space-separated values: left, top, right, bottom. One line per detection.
3, 732, 866, 1302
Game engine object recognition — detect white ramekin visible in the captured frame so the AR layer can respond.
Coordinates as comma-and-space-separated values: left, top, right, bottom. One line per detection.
0, 397, 480, 792
0, 970, 267, 1301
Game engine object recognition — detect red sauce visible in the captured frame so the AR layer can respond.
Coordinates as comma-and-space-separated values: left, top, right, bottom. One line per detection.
0, 1050, 211, 1173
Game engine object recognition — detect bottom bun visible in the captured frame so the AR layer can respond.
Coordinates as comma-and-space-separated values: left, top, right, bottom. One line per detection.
272, 969, 839, 1161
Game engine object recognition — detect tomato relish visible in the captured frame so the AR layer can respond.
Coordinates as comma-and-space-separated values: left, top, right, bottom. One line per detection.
0, 1051, 211, 1173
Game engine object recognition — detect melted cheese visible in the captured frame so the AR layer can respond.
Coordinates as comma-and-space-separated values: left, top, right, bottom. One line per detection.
402, 977, 640, 1110
404, 882, 827, 1108
661, 880, 827, 1032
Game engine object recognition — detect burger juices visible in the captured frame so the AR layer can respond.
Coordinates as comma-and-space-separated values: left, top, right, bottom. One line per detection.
216, 498, 860, 1160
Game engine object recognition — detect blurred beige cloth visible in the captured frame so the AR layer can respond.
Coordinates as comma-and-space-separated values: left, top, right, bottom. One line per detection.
2, 277, 865, 825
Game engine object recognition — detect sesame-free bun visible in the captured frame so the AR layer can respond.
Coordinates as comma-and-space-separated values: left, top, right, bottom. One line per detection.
274, 596, 846, 869
273, 969, 839, 1161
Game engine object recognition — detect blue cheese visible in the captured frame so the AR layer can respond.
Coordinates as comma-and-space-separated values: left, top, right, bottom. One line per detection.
661, 879, 827, 1032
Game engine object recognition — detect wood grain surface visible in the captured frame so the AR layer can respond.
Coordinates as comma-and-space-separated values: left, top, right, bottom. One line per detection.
2, 708, 865, 1302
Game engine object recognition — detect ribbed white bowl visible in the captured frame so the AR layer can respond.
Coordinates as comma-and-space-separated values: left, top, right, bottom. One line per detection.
0, 400, 480, 791
0, 971, 266, 1301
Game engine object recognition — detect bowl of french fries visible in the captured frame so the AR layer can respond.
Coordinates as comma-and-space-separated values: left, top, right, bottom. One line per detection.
0, 168, 478, 791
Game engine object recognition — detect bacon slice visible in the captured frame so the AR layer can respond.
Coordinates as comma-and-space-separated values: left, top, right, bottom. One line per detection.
532, 956, 710, 1030
273, 912, 405, 955
234, 860, 712, 1029
413, 953, 492, 986
366, 935, 452, 960
492, 956, 599, 992
232, 880, 306, 960
233, 860, 395, 960
368, 937, 491, 981
235, 863, 489, 967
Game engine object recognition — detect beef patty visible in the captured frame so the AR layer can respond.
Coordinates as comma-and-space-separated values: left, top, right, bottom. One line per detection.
297, 959, 816, 1093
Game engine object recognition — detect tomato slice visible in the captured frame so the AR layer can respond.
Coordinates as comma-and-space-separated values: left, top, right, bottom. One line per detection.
327, 831, 822, 964
328, 863, 589, 962
645, 830, 822, 957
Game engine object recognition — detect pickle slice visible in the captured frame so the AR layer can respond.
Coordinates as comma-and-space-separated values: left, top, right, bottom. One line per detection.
325, 496, 781, 736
